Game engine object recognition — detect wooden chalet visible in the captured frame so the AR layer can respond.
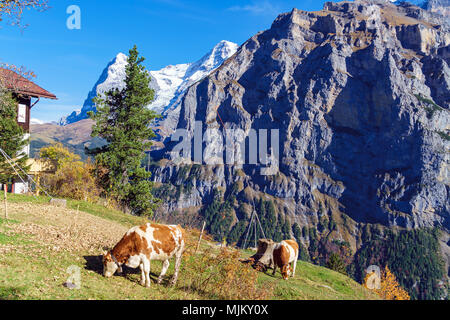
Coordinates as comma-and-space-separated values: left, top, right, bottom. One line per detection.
0, 68, 57, 194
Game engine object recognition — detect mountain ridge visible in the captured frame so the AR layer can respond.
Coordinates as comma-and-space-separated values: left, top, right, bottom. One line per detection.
59, 40, 238, 126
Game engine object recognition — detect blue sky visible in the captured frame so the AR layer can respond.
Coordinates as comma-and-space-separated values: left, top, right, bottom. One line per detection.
0, 0, 327, 123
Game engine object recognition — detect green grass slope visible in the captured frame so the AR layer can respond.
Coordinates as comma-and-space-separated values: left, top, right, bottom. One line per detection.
0, 194, 379, 300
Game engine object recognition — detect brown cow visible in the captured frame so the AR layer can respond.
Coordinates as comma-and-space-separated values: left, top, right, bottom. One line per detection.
246, 239, 299, 280
272, 239, 299, 280
102, 223, 185, 287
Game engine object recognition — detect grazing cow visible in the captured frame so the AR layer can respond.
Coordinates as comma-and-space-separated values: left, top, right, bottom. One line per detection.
102, 223, 185, 287
246, 239, 299, 280
272, 239, 299, 280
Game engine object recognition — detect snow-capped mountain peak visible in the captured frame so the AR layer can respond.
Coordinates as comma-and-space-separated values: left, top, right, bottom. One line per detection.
59, 40, 239, 125
96, 52, 127, 94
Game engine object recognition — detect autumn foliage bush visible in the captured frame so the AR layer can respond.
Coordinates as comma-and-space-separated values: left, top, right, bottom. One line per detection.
39, 143, 101, 202
179, 234, 273, 299
364, 266, 410, 300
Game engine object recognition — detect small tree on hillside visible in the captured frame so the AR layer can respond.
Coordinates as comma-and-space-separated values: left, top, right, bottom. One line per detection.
326, 253, 347, 275
0, 88, 29, 188
89, 45, 159, 216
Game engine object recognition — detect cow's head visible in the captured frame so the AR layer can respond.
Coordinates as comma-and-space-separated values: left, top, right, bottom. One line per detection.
102, 250, 119, 278
281, 264, 292, 280
257, 239, 273, 249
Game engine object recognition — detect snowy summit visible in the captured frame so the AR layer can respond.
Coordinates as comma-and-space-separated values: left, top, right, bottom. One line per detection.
59, 40, 239, 125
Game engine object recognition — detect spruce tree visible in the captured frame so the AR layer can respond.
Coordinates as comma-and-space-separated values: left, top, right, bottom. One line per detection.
0, 89, 29, 185
292, 223, 302, 241
89, 45, 159, 216
273, 213, 283, 242
282, 215, 291, 239
264, 200, 277, 239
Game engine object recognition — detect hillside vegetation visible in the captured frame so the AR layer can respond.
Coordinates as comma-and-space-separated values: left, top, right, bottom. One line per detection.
0, 195, 378, 300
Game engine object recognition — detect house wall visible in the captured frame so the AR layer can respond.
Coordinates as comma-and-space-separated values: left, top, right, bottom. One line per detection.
14, 181, 29, 194
15, 95, 31, 133
12, 95, 32, 194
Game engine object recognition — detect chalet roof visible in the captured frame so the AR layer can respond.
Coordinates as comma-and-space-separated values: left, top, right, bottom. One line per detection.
0, 68, 57, 100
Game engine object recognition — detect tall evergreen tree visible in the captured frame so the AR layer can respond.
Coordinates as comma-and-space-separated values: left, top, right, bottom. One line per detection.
292, 223, 302, 241
89, 45, 159, 216
264, 200, 277, 239
0, 89, 29, 186
273, 213, 283, 242
281, 214, 291, 239
292, 223, 310, 261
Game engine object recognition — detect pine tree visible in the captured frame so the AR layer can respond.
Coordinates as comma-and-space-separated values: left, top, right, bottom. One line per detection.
282, 215, 291, 239
89, 45, 159, 216
292, 223, 310, 261
227, 220, 247, 246
326, 253, 347, 275
258, 198, 267, 235
262, 199, 276, 239
0, 89, 29, 186
302, 226, 308, 238
292, 223, 301, 241
273, 213, 283, 242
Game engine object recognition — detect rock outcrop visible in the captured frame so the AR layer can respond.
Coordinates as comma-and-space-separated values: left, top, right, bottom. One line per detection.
151, 0, 449, 240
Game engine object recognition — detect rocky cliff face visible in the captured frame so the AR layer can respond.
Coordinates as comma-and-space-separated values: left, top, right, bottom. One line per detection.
151, 0, 450, 239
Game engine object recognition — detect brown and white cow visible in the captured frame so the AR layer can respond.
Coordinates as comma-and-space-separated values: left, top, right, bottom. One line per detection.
272, 239, 299, 280
102, 223, 185, 287
248, 238, 299, 280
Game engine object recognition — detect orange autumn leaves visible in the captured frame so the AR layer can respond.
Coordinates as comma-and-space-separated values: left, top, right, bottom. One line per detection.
364, 266, 410, 300
39, 143, 101, 202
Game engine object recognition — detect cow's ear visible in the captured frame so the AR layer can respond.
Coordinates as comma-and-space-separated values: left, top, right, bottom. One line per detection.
102, 250, 108, 256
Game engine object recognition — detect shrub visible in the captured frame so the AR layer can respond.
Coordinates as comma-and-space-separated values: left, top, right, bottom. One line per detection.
179, 245, 273, 300
39, 143, 101, 202
39, 142, 79, 166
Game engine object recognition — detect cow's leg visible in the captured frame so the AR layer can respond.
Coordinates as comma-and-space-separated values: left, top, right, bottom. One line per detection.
139, 263, 146, 286
169, 247, 183, 286
292, 260, 297, 278
143, 258, 151, 288
157, 260, 170, 284
272, 265, 277, 276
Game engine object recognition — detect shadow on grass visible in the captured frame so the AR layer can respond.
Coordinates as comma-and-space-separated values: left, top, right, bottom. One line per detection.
83, 255, 163, 285
0, 286, 26, 300
83, 255, 103, 275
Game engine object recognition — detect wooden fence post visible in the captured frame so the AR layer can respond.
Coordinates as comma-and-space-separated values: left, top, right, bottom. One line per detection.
36, 174, 41, 197
195, 221, 206, 254
3, 184, 8, 220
